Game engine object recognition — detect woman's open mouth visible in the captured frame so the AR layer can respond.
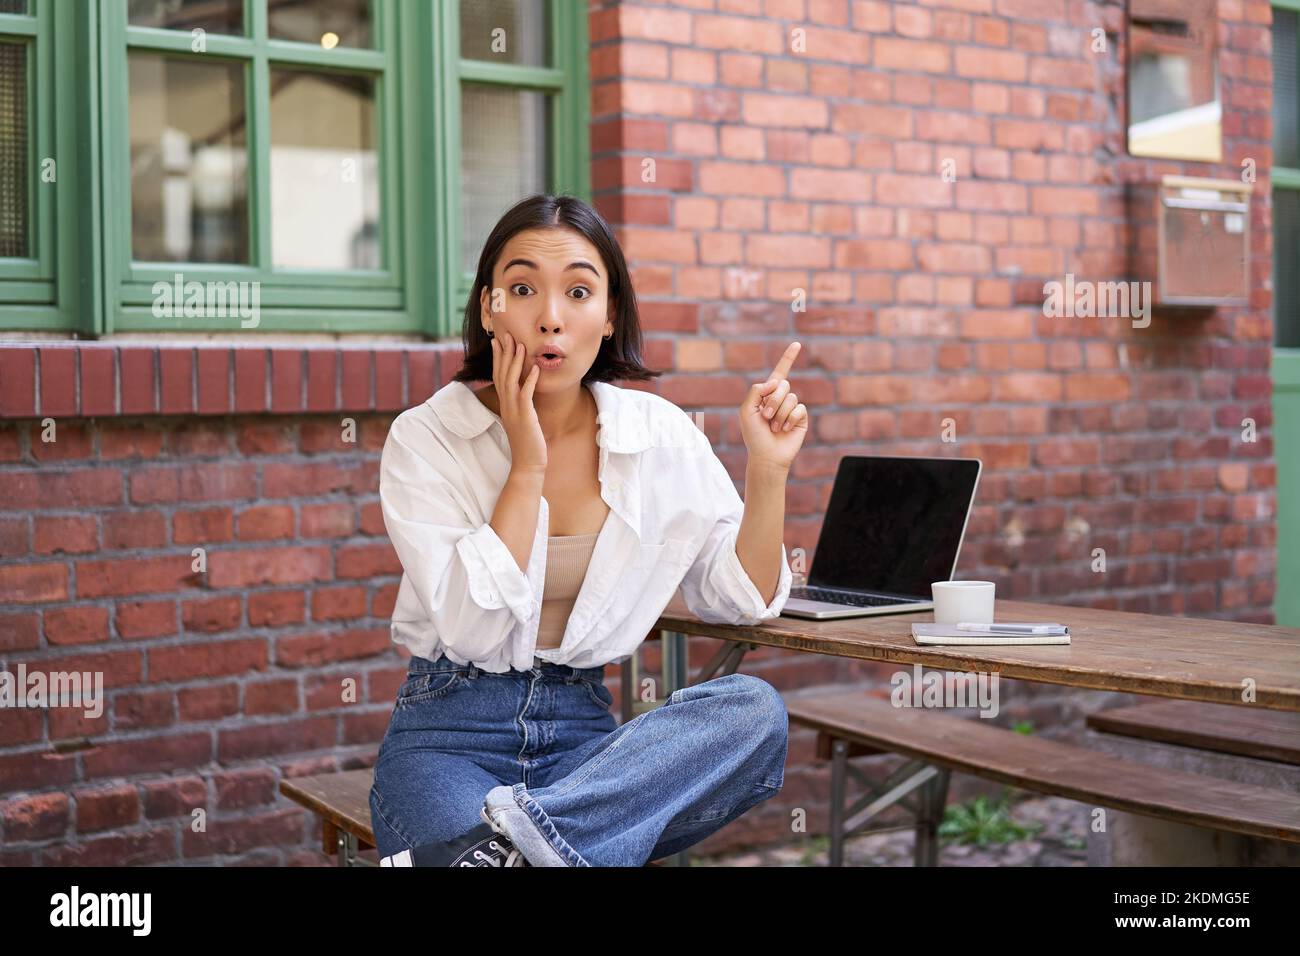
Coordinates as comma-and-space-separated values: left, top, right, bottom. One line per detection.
535, 352, 565, 370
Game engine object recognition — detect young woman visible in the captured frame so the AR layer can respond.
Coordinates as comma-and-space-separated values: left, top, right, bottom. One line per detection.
370, 194, 810, 867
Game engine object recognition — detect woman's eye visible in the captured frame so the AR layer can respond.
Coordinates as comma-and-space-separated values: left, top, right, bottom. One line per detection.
570, 287, 591, 300
510, 283, 531, 296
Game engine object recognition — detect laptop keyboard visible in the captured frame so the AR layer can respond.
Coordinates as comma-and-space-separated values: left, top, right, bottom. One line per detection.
791, 587, 926, 608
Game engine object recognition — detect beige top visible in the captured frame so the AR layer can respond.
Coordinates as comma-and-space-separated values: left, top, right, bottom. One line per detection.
534, 531, 601, 651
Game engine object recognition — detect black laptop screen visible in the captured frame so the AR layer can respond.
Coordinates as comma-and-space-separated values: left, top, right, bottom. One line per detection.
807, 456, 980, 598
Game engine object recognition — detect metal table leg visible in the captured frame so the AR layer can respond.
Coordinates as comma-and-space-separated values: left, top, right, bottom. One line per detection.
337, 830, 378, 867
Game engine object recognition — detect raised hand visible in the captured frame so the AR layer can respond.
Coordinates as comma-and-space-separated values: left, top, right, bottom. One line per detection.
492, 330, 548, 475
738, 341, 809, 471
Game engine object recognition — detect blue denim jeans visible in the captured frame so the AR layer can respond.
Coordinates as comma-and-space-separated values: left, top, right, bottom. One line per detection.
368, 652, 788, 866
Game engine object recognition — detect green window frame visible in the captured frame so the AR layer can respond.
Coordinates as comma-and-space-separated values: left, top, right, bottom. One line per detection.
0, 0, 82, 331
431, 0, 590, 332
0, 0, 590, 338
104, 0, 406, 330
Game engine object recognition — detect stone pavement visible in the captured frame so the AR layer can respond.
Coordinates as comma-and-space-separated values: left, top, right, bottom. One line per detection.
691, 794, 1091, 867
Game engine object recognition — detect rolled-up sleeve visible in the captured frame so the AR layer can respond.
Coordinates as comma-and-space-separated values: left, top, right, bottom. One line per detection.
380, 419, 534, 662
676, 437, 792, 626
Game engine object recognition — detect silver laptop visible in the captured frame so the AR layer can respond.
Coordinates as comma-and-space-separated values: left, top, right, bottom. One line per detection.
781, 455, 982, 620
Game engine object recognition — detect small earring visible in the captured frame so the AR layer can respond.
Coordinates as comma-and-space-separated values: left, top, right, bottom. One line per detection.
603, 330, 613, 339
486, 328, 495, 338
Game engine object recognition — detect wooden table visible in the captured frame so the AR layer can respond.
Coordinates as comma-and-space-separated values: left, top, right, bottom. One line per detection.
653, 597, 1300, 712
649, 596, 1300, 865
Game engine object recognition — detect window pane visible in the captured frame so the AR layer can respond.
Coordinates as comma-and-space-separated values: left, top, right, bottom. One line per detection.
1277, 188, 1300, 349
269, 69, 379, 269
460, 84, 549, 273
128, 0, 243, 36
0, 41, 27, 258
129, 54, 249, 263
269, 0, 372, 49
0, 1, 29, 15
460, 0, 548, 66
1275, 9, 1299, 169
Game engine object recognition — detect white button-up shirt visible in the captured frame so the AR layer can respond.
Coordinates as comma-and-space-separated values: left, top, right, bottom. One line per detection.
379, 379, 792, 672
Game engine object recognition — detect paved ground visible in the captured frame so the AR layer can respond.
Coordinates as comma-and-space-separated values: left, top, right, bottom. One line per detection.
690, 794, 1091, 867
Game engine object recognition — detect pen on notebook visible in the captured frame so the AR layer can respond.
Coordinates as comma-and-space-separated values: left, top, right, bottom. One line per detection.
955, 622, 1068, 634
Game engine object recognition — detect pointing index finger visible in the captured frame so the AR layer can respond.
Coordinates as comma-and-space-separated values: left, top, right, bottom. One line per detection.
768, 341, 801, 382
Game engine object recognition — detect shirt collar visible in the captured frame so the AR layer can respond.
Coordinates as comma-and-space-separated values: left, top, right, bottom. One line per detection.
430, 379, 656, 455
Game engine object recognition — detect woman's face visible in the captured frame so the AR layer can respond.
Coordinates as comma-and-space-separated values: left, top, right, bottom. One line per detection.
480, 227, 614, 394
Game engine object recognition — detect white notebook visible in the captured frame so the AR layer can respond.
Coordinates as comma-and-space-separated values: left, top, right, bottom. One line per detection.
911, 623, 1071, 646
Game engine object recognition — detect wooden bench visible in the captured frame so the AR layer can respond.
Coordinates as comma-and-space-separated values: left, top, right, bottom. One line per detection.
784, 688, 1300, 866
280, 769, 379, 867
280, 768, 669, 867
1086, 699, 1300, 765
1082, 699, 1300, 863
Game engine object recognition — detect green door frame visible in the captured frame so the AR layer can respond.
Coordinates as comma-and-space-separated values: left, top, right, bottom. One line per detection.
1273, 0, 1300, 626
1275, 350, 1299, 625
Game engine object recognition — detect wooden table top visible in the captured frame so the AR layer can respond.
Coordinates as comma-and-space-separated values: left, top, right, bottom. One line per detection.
654, 598, 1300, 713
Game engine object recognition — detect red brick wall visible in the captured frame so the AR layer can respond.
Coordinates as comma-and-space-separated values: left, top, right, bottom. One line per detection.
587, 0, 1276, 851
0, 0, 1279, 864
591, 0, 1276, 621
0, 415, 403, 862
0, 345, 461, 864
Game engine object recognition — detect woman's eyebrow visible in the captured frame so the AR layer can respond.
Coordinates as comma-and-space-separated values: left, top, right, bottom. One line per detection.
503, 257, 601, 278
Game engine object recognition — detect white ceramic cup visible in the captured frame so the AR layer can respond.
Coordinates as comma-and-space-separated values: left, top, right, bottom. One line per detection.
931, 580, 996, 625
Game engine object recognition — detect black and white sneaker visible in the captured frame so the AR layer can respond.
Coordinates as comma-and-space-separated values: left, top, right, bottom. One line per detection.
380, 817, 530, 867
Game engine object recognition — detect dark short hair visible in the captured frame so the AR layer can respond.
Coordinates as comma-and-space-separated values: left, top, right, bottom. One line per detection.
452, 193, 662, 385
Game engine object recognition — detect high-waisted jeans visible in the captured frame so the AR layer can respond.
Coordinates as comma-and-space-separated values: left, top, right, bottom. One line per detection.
368, 652, 789, 866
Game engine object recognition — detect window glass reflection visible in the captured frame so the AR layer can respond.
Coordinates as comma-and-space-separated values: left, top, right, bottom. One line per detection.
270, 68, 379, 269
129, 54, 249, 263
128, 0, 243, 36
268, 0, 371, 48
